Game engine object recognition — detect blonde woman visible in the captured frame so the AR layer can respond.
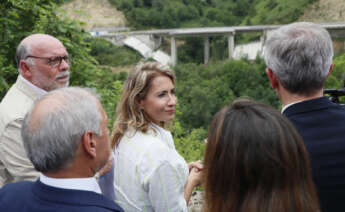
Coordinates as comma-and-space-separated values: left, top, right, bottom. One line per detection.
111, 62, 202, 212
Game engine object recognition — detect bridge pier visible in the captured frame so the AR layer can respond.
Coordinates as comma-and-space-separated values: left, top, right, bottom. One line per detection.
151, 35, 163, 49
228, 32, 235, 60
171, 36, 177, 66
260, 30, 267, 48
204, 37, 210, 64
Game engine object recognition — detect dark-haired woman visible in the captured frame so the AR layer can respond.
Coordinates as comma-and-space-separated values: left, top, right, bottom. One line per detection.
203, 99, 320, 212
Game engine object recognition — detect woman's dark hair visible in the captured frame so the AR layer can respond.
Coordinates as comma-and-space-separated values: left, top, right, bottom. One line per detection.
203, 99, 319, 212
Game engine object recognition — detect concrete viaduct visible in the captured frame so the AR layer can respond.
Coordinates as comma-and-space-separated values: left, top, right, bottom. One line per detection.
96, 23, 345, 66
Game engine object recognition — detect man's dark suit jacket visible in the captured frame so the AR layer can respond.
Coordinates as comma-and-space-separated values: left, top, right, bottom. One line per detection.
0, 180, 124, 212
283, 97, 345, 212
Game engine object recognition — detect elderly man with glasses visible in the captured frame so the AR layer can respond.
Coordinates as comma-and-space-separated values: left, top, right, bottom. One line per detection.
0, 34, 70, 186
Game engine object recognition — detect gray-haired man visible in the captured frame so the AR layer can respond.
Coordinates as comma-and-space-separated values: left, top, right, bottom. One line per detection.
0, 87, 123, 212
265, 22, 345, 212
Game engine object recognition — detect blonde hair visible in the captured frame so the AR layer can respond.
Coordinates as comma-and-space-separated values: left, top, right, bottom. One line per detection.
111, 62, 176, 148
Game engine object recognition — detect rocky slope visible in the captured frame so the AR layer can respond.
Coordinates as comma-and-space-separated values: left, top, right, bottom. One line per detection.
299, 0, 345, 22
59, 0, 126, 30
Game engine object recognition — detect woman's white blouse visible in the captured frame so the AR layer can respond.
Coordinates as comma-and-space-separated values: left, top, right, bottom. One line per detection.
113, 124, 189, 212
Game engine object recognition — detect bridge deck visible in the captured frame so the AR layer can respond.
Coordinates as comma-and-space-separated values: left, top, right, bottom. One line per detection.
99, 22, 345, 37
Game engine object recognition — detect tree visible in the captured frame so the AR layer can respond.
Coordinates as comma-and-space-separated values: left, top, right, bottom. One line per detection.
0, 0, 45, 97
175, 59, 279, 130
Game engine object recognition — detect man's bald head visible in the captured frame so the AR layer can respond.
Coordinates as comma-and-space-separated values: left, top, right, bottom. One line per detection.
19, 34, 62, 47
16, 34, 66, 67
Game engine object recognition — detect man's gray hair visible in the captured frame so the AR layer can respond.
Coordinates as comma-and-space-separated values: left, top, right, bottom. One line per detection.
264, 22, 334, 95
21, 87, 102, 172
16, 43, 32, 69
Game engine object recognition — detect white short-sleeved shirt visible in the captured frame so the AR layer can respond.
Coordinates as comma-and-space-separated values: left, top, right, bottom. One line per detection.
113, 124, 189, 212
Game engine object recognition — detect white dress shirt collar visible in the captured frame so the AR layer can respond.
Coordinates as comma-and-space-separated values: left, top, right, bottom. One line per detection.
39, 173, 102, 194
19, 75, 47, 97
281, 100, 303, 114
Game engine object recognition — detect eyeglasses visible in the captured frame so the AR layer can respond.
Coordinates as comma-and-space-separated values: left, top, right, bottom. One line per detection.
25, 55, 70, 67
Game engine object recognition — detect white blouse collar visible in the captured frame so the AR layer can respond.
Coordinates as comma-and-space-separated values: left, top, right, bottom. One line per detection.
150, 123, 175, 149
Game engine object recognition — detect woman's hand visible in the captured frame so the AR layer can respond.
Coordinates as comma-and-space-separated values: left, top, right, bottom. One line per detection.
189, 167, 203, 187
184, 161, 204, 204
188, 160, 203, 173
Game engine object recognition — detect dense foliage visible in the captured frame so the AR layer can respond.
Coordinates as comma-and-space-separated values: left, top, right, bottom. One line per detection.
175, 58, 279, 130
109, 0, 317, 29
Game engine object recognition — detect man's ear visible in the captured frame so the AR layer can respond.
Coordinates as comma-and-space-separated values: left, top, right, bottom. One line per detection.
327, 64, 334, 78
266, 68, 279, 89
19, 60, 33, 79
81, 131, 97, 158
